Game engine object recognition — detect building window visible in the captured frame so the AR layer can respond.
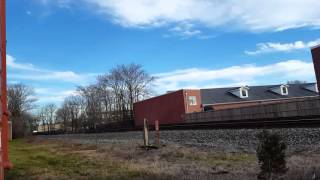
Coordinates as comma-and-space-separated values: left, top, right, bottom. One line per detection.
188, 96, 197, 105
281, 86, 288, 95
241, 89, 248, 98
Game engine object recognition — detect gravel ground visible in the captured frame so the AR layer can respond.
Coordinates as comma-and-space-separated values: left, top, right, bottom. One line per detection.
41, 128, 320, 153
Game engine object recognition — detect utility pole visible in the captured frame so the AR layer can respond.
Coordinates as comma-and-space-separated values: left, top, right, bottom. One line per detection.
1, 0, 12, 170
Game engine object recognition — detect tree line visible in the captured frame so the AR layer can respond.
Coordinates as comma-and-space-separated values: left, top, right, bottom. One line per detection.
8, 63, 154, 137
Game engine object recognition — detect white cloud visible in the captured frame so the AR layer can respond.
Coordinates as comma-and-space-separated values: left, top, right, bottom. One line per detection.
168, 22, 202, 39
79, 0, 320, 32
35, 0, 320, 32
245, 39, 320, 55
11, 71, 94, 83
7, 54, 96, 84
7, 54, 96, 105
154, 60, 315, 93
7, 54, 37, 71
37, 0, 74, 8
35, 88, 79, 104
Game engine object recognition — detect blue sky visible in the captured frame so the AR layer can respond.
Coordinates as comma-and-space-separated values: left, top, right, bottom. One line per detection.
7, 0, 320, 106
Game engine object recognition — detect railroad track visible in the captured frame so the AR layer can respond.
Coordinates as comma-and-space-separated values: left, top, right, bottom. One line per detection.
159, 117, 320, 130
36, 116, 320, 135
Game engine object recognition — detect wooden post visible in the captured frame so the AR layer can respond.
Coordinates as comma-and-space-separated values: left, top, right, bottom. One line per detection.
155, 120, 160, 146
95, 133, 98, 152
143, 118, 149, 148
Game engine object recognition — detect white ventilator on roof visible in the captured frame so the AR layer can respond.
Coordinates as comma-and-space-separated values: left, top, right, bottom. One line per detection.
269, 84, 289, 96
304, 83, 318, 93
229, 86, 249, 98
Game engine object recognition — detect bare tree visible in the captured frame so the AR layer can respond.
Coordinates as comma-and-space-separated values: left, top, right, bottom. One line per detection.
7, 83, 37, 138
37, 108, 47, 133
96, 79, 114, 118
106, 64, 154, 119
118, 63, 155, 114
106, 69, 127, 115
287, 80, 307, 84
7, 83, 37, 117
56, 103, 70, 132
41, 103, 57, 133
57, 63, 154, 132
65, 96, 83, 132
23, 113, 39, 133
77, 86, 103, 130
97, 63, 154, 122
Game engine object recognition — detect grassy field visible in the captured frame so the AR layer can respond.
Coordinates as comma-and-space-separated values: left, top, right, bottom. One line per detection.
5, 137, 320, 180
5, 139, 159, 180
5, 138, 259, 180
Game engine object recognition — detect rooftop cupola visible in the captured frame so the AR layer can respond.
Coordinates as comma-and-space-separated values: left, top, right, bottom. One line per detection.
270, 84, 289, 95
229, 86, 249, 98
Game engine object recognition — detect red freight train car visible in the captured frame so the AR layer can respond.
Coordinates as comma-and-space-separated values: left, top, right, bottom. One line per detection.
133, 89, 202, 126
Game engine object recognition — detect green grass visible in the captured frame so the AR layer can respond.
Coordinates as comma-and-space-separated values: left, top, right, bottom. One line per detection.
204, 153, 256, 166
160, 148, 256, 166
5, 139, 257, 180
5, 139, 154, 180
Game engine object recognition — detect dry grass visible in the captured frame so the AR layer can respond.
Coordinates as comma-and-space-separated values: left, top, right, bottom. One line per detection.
5, 137, 320, 180
87, 141, 259, 179
5, 139, 165, 180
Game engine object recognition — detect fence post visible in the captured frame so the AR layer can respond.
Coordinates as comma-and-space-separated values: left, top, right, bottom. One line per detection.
143, 118, 149, 148
95, 133, 98, 152
155, 120, 160, 146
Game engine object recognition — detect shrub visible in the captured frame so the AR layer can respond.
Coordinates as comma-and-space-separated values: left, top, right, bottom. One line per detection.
256, 130, 287, 180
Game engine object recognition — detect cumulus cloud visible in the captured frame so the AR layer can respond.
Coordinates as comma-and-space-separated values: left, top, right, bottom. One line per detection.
7, 54, 37, 71
7, 54, 316, 104
7, 54, 96, 105
167, 22, 202, 39
35, 0, 320, 32
79, 0, 320, 32
7, 54, 96, 84
154, 60, 315, 93
12, 71, 93, 83
245, 39, 320, 55
35, 88, 79, 103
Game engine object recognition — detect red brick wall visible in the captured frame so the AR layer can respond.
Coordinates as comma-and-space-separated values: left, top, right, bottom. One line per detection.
133, 90, 186, 126
312, 46, 320, 92
183, 90, 202, 113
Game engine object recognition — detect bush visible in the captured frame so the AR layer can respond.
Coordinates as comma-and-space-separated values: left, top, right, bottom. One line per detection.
256, 130, 287, 180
